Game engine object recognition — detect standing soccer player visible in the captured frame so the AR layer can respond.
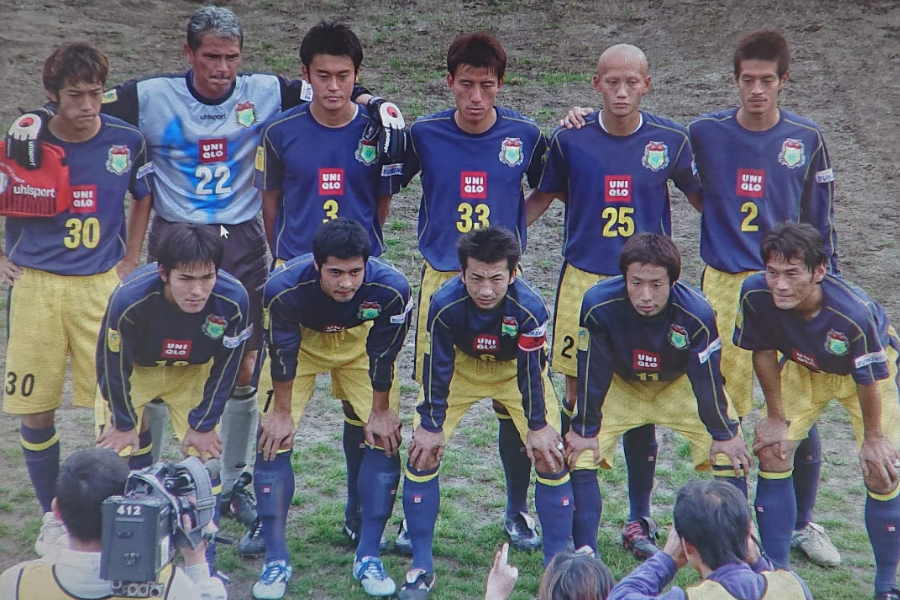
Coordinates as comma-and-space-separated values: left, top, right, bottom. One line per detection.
400, 227, 573, 599
735, 223, 900, 599
402, 32, 549, 551
689, 30, 840, 567
0, 42, 151, 557
527, 43, 701, 559
567, 233, 749, 555
256, 218, 411, 599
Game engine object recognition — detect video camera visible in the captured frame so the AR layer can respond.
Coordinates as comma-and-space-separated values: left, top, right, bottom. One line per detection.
100, 457, 216, 598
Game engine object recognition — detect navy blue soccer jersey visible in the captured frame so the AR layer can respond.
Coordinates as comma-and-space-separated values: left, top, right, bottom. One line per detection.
419, 276, 552, 432
4, 114, 150, 275
735, 273, 898, 384
539, 111, 700, 275
97, 264, 251, 432
255, 105, 399, 260
689, 108, 838, 273
264, 254, 411, 391
403, 107, 547, 271
574, 277, 737, 439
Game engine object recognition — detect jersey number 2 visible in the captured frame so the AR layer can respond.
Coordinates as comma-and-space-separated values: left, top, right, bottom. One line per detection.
195, 165, 232, 196
322, 199, 339, 223
740, 202, 759, 232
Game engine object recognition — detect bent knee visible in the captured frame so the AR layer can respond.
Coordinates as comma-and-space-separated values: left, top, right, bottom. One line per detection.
756, 443, 795, 473
864, 471, 899, 496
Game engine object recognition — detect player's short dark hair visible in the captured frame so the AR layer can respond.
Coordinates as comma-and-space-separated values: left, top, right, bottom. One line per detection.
55, 448, 128, 543
447, 32, 507, 81
186, 5, 243, 51
618, 233, 681, 283
673, 480, 749, 571
300, 21, 363, 71
760, 222, 826, 272
537, 551, 615, 600
312, 218, 371, 268
156, 223, 225, 274
457, 226, 521, 274
43, 42, 109, 95
733, 30, 790, 78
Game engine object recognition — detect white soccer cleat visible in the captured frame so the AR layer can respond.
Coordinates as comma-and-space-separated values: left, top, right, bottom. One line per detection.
353, 555, 397, 597
252, 559, 292, 600
791, 522, 841, 567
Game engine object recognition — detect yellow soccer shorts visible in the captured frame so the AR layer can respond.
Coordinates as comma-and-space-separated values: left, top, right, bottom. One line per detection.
94, 362, 214, 447
573, 373, 739, 471
412, 351, 562, 445
259, 322, 400, 429
701, 266, 756, 417
551, 263, 609, 377
4, 266, 119, 415
782, 346, 900, 447
413, 263, 459, 383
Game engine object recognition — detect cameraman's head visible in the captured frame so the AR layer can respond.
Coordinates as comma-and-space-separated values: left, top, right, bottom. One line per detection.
673, 479, 750, 572
53, 448, 128, 548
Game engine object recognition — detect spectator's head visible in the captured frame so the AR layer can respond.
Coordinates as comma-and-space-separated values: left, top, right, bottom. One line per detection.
53, 448, 128, 545
618, 232, 681, 317
184, 6, 243, 99
538, 551, 614, 600
457, 226, 521, 311
312, 218, 370, 303
759, 222, 827, 312
156, 224, 224, 314
673, 480, 750, 572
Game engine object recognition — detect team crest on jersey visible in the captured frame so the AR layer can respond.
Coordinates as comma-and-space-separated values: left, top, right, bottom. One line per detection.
668, 324, 689, 349
498, 137, 524, 167
641, 141, 669, 172
355, 139, 377, 165
202, 314, 227, 340
778, 138, 805, 168
824, 329, 849, 356
501, 316, 518, 337
106, 145, 131, 175
359, 301, 381, 320
235, 101, 256, 127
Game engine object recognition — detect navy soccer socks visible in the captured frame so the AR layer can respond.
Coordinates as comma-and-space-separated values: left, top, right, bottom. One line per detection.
866, 488, 900, 595
356, 447, 400, 559
571, 468, 602, 552
255, 449, 295, 562
498, 415, 531, 518
21, 423, 59, 513
793, 424, 822, 529
535, 469, 574, 564
402, 465, 440, 573
623, 425, 657, 522
755, 470, 796, 568
343, 422, 365, 525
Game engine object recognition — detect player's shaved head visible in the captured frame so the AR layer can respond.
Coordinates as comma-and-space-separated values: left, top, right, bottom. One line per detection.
596, 44, 649, 76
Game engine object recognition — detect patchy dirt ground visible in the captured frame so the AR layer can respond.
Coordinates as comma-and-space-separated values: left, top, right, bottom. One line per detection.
1, 0, 899, 597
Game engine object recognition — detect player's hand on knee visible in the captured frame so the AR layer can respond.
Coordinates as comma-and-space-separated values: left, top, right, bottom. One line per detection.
182, 427, 222, 461
526, 425, 564, 473
0, 255, 23, 285
259, 410, 295, 461
408, 425, 444, 471
5, 107, 53, 169
365, 97, 408, 165
860, 436, 900, 493
751, 416, 789, 460
560, 106, 593, 129
97, 425, 140, 456
365, 407, 402, 457
710, 433, 753, 477
564, 429, 600, 468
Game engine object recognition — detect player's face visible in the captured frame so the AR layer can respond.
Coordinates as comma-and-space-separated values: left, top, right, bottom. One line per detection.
50, 79, 103, 133
317, 256, 365, 302
462, 257, 513, 311
764, 254, 826, 312
184, 34, 242, 100
303, 54, 358, 114
736, 59, 786, 117
592, 59, 650, 119
448, 64, 502, 130
625, 262, 671, 317
161, 262, 217, 314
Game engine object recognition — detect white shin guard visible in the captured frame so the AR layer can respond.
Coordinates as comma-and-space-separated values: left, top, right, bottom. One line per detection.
220, 388, 259, 491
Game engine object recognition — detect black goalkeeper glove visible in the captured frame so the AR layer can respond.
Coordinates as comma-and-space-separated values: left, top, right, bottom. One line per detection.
5, 107, 54, 170
364, 97, 408, 166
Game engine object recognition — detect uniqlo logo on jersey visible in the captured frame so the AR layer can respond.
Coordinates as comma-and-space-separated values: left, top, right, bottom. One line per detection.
460, 171, 487, 199
198, 138, 227, 164
161, 339, 193, 359
70, 185, 97, 213
473, 333, 499, 353
736, 169, 765, 198
791, 348, 820, 371
632, 349, 661, 371
319, 168, 345, 195
604, 175, 632, 203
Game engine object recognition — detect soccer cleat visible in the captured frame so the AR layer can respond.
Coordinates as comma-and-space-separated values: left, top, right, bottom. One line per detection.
238, 518, 265, 558
353, 555, 397, 597
622, 516, 660, 561
398, 569, 435, 600
875, 589, 900, 600
791, 522, 841, 567
252, 559, 292, 600
394, 518, 413, 555
34, 511, 68, 560
342, 516, 389, 551
219, 472, 258, 527
504, 511, 542, 551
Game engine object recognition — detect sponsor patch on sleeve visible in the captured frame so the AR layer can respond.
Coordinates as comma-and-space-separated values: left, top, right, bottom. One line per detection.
854, 350, 887, 370
815, 168, 834, 184
223, 325, 254, 349
136, 162, 154, 180
300, 80, 314, 102
381, 163, 403, 177
697, 337, 722, 364
255, 147, 265, 172
106, 328, 121, 353
102, 89, 118, 104
390, 299, 415, 324
518, 322, 547, 352
577, 327, 590, 351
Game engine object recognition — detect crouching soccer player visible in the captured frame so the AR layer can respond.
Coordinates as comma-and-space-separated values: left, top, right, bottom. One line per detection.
0, 41, 151, 557
255, 218, 411, 599
566, 233, 750, 556
735, 223, 900, 599
95, 223, 251, 577
400, 227, 573, 599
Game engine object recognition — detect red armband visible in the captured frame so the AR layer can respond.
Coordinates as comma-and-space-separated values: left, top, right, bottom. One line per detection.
0, 141, 71, 217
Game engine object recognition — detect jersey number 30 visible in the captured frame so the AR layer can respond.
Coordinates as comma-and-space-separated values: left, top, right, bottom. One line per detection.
64, 217, 100, 249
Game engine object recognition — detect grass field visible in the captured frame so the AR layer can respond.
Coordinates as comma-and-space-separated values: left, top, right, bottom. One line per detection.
2, 0, 899, 598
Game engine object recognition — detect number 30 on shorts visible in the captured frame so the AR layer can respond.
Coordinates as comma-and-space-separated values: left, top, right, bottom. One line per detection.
6, 371, 35, 396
